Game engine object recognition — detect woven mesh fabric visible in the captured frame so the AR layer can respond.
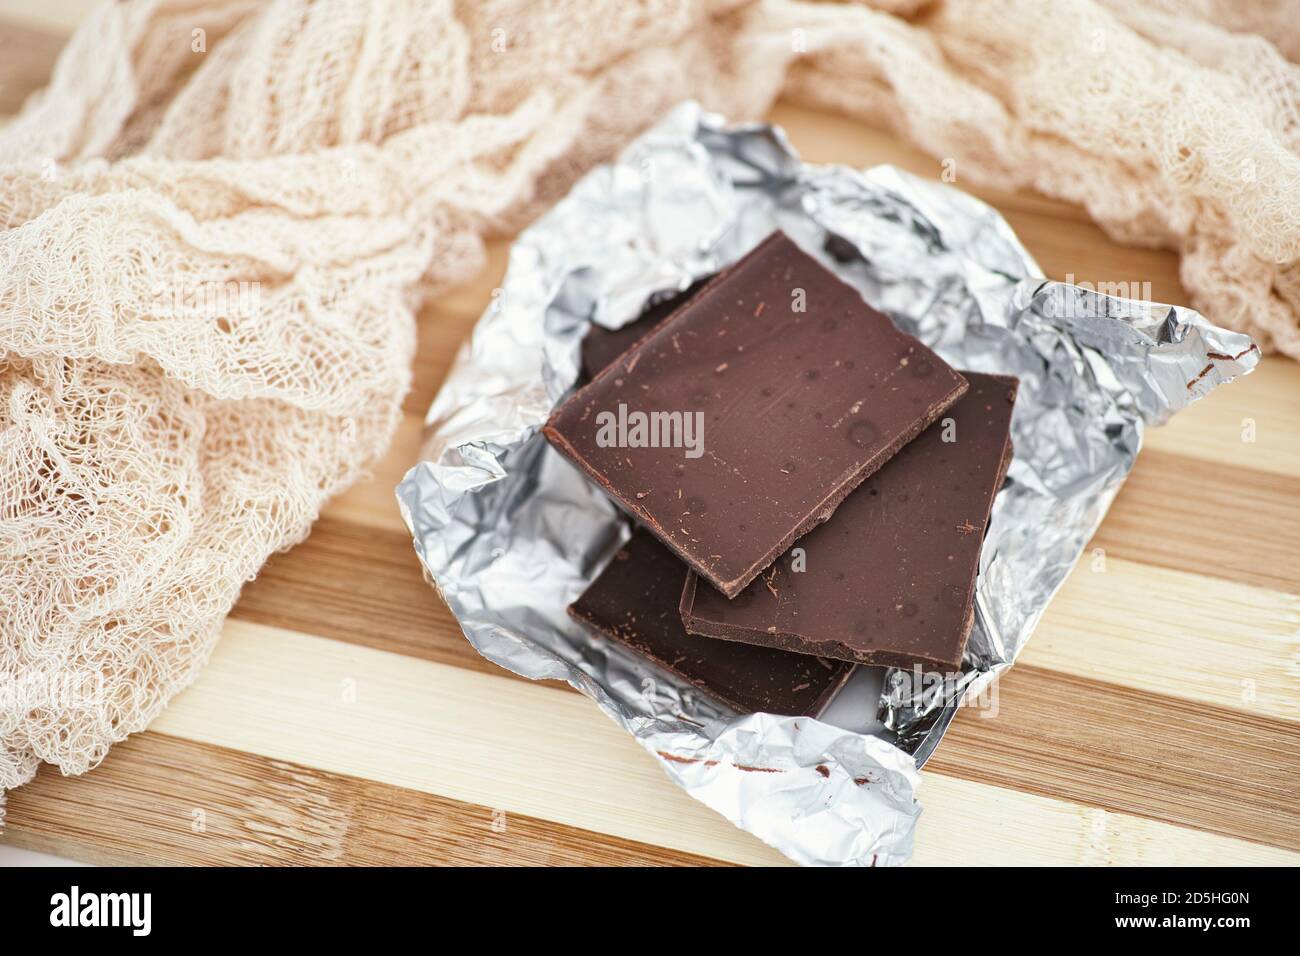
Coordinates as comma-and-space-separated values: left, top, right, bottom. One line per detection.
1, 0, 1296, 812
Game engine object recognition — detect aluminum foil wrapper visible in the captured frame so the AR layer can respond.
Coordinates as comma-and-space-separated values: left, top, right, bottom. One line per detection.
396, 103, 1258, 866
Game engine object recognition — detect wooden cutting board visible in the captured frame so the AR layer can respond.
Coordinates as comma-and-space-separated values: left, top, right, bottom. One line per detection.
1, 13, 1297, 867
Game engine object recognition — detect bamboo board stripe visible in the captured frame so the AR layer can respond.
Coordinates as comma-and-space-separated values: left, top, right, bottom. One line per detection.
1092, 449, 1300, 595
931, 666, 1300, 849
7, 632, 1295, 868
116, 621, 1300, 866
233, 548, 1300, 848
234, 520, 1299, 723
229, 526, 1300, 848
909, 774, 1294, 867
1141, 361, 1300, 479
1023, 556, 1299, 720
152, 621, 793, 867
3, 734, 729, 867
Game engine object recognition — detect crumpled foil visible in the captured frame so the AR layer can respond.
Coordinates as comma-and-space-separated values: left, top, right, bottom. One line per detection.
396, 103, 1258, 866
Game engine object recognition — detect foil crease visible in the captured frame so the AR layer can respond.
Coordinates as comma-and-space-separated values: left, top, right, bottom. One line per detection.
396, 103, 1257, 865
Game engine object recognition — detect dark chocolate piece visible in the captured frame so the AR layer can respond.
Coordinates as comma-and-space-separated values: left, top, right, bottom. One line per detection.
544, 231, 968, 598
570, 529, 854, 715
680, 372, 1019, 670
580, 280, 707, 381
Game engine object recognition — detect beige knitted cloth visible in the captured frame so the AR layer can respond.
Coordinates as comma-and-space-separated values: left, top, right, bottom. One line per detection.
1, 0, 1297, 810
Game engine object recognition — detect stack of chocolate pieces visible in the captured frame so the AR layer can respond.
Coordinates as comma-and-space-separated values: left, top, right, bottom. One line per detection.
546, 231, 1018, 717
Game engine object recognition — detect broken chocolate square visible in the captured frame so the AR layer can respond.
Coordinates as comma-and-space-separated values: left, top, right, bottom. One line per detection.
680, 372, 1019, 670
570, 529, 854, 716
545, 230, 968, 597
580, 280, 707, 382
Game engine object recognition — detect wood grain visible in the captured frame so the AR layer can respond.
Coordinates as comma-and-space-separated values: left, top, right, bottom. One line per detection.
119, 620, 1300, 866
2, 14, 1297, 867
228, 525, 1300, 847
149, 620, 797, 867
1143, 359, 1300, 479
1092, 448, 1300, 594
233, 517, 1300, 719
3, 734, 729, 867
931, 666, 1300, 850
910, 774, 1296, 867
1025, 557, 1299, 720
232, 518, 476, 671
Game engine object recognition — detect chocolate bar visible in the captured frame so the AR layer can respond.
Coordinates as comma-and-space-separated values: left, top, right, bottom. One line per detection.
544, 231, 968, 598
570, 529, 854, 715
680, 372, 1018, 670
580, 280, 707, 382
